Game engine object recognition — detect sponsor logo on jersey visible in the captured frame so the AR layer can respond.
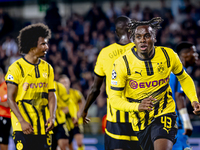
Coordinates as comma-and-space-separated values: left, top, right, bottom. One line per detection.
23, 82, 48, 91
129, 76, 169, 89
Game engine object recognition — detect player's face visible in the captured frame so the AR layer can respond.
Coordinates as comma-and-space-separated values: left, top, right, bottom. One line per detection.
34, 37, 49, 58
134, 25, 156, 59
188, 45, 199, 65
59, 78, 70, 89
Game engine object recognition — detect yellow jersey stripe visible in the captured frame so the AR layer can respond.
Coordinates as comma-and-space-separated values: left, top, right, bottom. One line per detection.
16, 62, 24, 77
122, 55, 131, 75
105, 128, 138, 141
161, 48, 170, 67
21, 102, 33, 126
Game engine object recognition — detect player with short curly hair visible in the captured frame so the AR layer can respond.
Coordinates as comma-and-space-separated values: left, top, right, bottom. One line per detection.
5, 23, 56, 150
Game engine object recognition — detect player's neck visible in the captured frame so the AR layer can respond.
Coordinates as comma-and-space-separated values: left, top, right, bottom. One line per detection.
180, 57, 187, 68
118, 35, 131, 45
24, 54, 40, 64
67, 88, 70, 94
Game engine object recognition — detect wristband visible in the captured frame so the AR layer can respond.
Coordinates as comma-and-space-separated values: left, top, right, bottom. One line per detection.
179, 108, 193, 130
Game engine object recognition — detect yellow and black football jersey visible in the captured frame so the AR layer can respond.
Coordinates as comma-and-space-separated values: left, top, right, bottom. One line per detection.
68, 88, 83, 112
94, 42, 134, 123
5, 57, 55, 135
54, 81, 77, 127
65, 88, 83, 131
110, 46, 199, 131
95, 42, 139, 141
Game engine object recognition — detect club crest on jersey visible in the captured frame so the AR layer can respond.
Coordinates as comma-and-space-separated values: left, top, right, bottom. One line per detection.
112, 69, 117, 79
157, 62, 165, 74
43, 72, 48, 78
7, 74, 14, 80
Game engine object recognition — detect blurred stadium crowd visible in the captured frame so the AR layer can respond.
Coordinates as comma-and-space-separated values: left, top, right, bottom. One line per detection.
1, 0, 200, 121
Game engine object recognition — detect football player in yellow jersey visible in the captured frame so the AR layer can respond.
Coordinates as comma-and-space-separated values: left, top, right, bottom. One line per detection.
59, 75, 85, 150
52, 81, 77, 150
109, 17, 200, 150
5, 23, 57, 150
81, 16, 141, 150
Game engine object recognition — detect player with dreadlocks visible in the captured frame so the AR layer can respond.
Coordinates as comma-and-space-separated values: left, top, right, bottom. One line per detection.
109, 17, 200, 150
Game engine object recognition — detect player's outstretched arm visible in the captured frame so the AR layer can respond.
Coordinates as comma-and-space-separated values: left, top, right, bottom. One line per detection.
46, 91, 56, 132
7, 83, 34, 134
81, 74, 104, 124
177, 71, 200, 115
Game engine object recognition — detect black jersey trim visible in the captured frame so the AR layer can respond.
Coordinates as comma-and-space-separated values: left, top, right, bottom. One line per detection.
32, 105, 41, 134
42, 105, 47, 131
111, 86, 124, 91
144, 110, 149, 127
106, 121, 137, 136
48, 64, 50, 77
35, 65, 40, 78
16, 62, 24, 77
174, 68, 184, 76
94, 72, 105, 78
131, 46, 155, 61
109, 104, 113, 116
151, 84, 169, 98
49, 89, 56, 92
21, 102, 33, 127
161, 91, 168, 113
22, 55, 41, 65
154, 100, 160, 116
6, 81, 18, 86
135, 112, 141, 130
144, 60, 154, 76
116, 42, 131, 46
125, 112, 129, 123
161, 48, 170, 68
116, 110, 120, 122
122, 55, 131, 75
127, 97, 141, 103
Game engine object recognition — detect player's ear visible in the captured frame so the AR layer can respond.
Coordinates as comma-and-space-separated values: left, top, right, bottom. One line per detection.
153, 37, 157, 43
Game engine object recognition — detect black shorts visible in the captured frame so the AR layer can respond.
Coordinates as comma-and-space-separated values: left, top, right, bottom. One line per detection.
105, 121, 141, 150
13, 131, 52, 150
135, 113, 178, 150
69, 125, 83, 144
52, 123, 69, 150
0, 117, 11, 145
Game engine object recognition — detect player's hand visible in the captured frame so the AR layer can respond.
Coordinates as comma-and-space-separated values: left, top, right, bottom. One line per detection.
20, 120, 34, 134
45, 117, 55, 132
77, 111, 81, 119
183, 129, 193, 136
192, 101, 200, 115
81, 110, 90, 124
138, 96, 157, 112
72, 117, 78, 126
